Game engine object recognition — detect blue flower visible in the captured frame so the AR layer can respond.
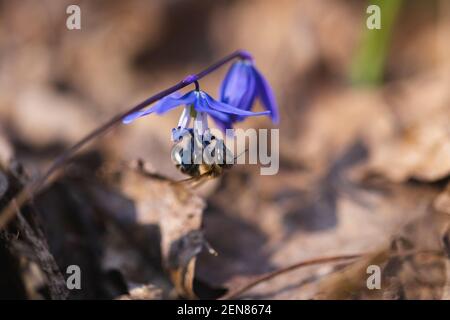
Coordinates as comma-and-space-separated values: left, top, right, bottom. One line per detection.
123, 90, 270, 141
219, 59, 279, 128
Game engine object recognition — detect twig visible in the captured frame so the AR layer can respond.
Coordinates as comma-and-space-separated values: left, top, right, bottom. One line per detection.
220, 254, 361, 300
221, 248, 446, 300
12, 200, 69, 299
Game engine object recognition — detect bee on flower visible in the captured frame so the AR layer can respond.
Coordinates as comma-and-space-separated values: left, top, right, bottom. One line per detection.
123, 51, 278, 181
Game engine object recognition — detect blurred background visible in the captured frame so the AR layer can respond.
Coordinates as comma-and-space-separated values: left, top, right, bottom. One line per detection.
0, 0, 449, 300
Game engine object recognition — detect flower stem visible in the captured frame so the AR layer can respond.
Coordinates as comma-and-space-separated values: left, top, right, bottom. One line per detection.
220, 254, 361, 299
194, 80, 200, 91
0, 50, 251, 230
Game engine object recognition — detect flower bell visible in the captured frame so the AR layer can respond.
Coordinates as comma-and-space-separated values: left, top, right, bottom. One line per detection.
218, 58, 279, 129
122, 88, 270, 141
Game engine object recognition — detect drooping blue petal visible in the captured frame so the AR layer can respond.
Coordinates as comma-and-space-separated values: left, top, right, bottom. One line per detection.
199, 94, 233, 131
122, 108, 154, 124
153, 91, 197, 114
219, 62, 241, 101
194, 95, 230, 123
220, 61, 257, 115
188, 92, 230, 132
122, 91, 196, 124
219, 60, 278, 126
239, 66, 257, 111
203, 92, 270, 117
252, 66, 279, 124
233, 64, 257, 122
220, 62, 248, 106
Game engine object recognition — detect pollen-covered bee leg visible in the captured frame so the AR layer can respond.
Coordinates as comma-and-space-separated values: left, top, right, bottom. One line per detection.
170, 171, 214, 188
189, 174, 214, 189
170, 173, 206, 186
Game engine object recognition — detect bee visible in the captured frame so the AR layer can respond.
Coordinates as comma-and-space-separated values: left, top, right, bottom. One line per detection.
170, 128, 234, 185
131, 129, 245, 187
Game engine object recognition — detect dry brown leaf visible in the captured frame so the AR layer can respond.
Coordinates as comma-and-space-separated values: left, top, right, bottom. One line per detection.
366, 74, 450, 182
434, 183, 450, 215
197, 159, 443, 299
117, 284, 162, 300
315, 208, 450, 300
118, 168, 206, 299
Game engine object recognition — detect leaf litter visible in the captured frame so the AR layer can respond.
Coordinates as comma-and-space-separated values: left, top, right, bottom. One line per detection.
0, 0, 449, 300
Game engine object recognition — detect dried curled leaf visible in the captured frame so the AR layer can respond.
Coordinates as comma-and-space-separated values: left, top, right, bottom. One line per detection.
366, 75, 450, 182
118, 167, 206, 299
315, 208, 450, 300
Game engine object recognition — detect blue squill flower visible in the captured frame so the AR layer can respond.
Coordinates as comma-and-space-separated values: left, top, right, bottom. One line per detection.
123, 90, 270, 141
219, 59, 279, 128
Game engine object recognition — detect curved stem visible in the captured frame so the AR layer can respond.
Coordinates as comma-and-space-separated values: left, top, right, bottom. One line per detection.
0, 49, 250, 229
220, 254, 361, 300
220, 249, 444, 300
